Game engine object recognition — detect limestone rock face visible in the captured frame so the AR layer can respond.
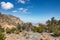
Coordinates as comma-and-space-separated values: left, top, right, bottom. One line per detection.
0, 13, 23, 29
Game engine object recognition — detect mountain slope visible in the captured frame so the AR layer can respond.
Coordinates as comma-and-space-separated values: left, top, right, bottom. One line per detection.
0, 12, 23, 29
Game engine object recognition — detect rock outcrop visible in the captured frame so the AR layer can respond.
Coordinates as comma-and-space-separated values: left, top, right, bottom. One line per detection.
5, 32, 60, 40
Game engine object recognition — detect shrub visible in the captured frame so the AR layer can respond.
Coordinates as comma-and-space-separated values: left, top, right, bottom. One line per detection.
37, 26, 45, 33
53, 26, 60, 37
54, 31, 60, 37
0, 28, 4, 33
0, 25, 4, 32
0, 31, 5, 40
48, 26, 60, 37
31, 26, 45, 33
6, 27, 19, 34
47, 26, 57, 33
31, 26, 38, 32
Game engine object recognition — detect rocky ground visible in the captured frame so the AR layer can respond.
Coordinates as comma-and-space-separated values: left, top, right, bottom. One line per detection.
5, 31, 60, 40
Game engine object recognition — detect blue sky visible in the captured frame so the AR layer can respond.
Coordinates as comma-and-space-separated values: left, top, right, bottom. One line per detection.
0, 0, 60, 24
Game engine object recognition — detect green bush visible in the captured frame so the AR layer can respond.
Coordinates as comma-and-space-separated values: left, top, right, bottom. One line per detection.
31, 26, 38, 32
53, 26, 60, 37
37, 26, 45, 33
47, 26, 57, 33
31, 26, 45, 33
54, 31, 60, 37
0, 31, 5, 40
0, 25, 4, 32
0, 28, 4, 33
0, 25, 5, 40
48, 26, 60, 37
6, 27, 19, 34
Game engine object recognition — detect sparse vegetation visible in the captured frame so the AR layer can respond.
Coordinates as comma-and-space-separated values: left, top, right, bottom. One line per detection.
31, 17, 60, 37
0, 12, 60, 40
0, 25, 4, 33
46, 17, 60, 36
0, 31, 5, 40
31, 25, 45, 33
6, 27, 19, 34
0, 26, 5, 40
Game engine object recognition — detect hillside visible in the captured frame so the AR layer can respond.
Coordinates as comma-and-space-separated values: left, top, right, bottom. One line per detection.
0, 12, 23, 29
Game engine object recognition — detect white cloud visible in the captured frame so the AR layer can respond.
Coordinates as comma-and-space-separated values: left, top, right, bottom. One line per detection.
12, 10, 17, 13
0, 2, 14, 10
19, 8, 24, 10
18, 0, 25, 4
18, 0, 30, 4
22, 9, 28, 13
19, 8, 28, 13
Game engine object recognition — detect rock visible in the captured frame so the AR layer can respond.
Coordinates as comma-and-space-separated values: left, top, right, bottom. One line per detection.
5, 32, 60, 40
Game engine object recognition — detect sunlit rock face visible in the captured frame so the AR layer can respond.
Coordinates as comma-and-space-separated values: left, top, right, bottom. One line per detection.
0, 12, 23, 29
